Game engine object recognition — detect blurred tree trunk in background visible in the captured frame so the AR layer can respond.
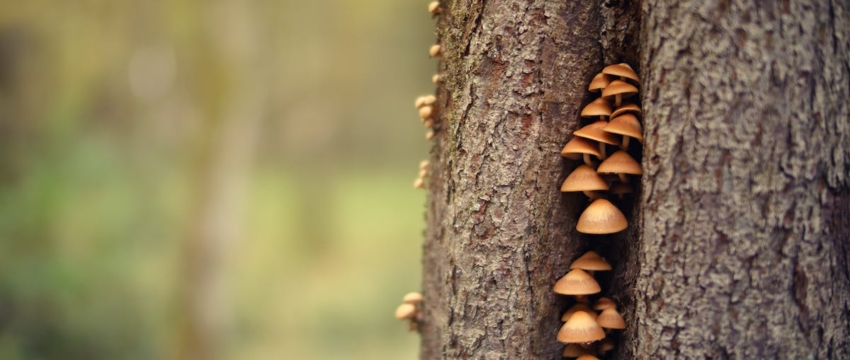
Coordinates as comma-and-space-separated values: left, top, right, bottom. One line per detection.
180, 1, 267, 359
421, 0, 849, 359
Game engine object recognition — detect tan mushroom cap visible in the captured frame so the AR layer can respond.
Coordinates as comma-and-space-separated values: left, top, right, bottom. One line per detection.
576, 355, 601, 360
557, 311, 606, 344
402, 292, 424, 304
580, 98, 612, 118
563, 343, 595, 358
576, 199, 628, 234
419, 106, 433, 119
593, 297, 616, 311
561, 165, 610, 192
554, 269, 601, 296
574, 121, 620, 146
602, 63, 639, 83
560, 137, 601, 160
561, 303, 597, 322
596, 307, 626, 329
601, 80, 639, 100
395, 303, 417, 320
588, 73, 611, 92
611, 103, 642, 118
597, 151, 642, 176
604, 114, 644, 142
570, 251, 612, 271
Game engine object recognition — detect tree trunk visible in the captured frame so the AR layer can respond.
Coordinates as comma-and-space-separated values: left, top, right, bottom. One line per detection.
634, 0, 850, 358
421, 0, 850, 359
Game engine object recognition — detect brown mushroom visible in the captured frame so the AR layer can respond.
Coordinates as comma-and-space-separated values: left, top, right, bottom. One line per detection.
602, 63, 639, 84
576, 199, 628, 234
611, 103, 642, 118
395, 303, 417, 320
597, 150, 642, 183
588, 73, 611, 93
403, 292, 423, 305
557, 311, 606, 344
554, 269, 602, 296
563, 343, 595, 358
560, 137, 602, 166
569, 251, 612, 272
601, 80, 639, 107
593, 297, 616, 311
560, 165, 609, 199
596, 307, 626, 330
561, 303, 597, 322
580, 98, 612, 122
574, 121, 620, 159
604, 113, 643, 149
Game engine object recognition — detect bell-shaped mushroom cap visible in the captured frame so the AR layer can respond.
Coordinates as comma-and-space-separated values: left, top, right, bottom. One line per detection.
604, 114, 644, 142
576, 355, 600, 360
561, 165, 610, 192
402, 292, 423, 304
560, 137, 601, 160
597, 151, 643, 176
596, 307, 626, 329
602, 63, 639, 83
601, 80, 639, 100
562, 343, 595, 358
610, 182, 633, 196
611, 103, 642, 118
574, 121, 620, 146
597, 338, 615, 354
593, 297, 616, 311
588, 73, 610, 92
570, 251, 612, 271
580, 98, 612, 118
557, 311, 606, 344
576, 199, 628, 234
395, 303, 417, 320
554, 269, 601, 296
561, 303, 597, 322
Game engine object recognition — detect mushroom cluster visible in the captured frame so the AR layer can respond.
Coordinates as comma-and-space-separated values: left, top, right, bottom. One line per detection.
555, 251, 625, 358
409, 2, 444, 189
413, 160, 430, 189
560, 63, 643, 234
394, 292, 424, 331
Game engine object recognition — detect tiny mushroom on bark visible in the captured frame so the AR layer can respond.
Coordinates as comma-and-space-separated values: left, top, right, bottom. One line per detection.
428, 1, 442, 16
596, 307, 626, 330
576, 199, 628, 234
569, 251, 612, 272
587, 73, 611, 93
419, 105, 433, 119
574, 121, 620, 159
593, 297, 616, 311
561, 303, 597, 322
560, 137, 602, 166
611, 102, 642, 118
601, 80, 639, 107
554, 269, 602, 296
403, 292, 423, 304
560, 165, 610, 199
432, 73, 441, 83
395, 303, 417, 320
429, 44, 442, 57
580, 98, 613, 122
557, 311, 606, 344
604, 113, 643, 149
601, 63, 640, 84
597, 150, 643, 184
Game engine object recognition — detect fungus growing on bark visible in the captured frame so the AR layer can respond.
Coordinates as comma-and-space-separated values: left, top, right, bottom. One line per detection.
576, 199, 628, 234
596, 307, 626, 330
425, 130, 435, 140
429, 44, 441, 57
561, 303, 597, 321
432, 74, 441, 83
413, 177, 425, 189
592, 297, 616, 311
395, 303, 417, 320
554, 269, 601, 296
580, 98, 613, 121
428, 1, 442, 16
560, 137, 602, 166
597, 150, 642, 183
611, 102, 642, 118
560, 165, 609, 199
601, 80, 638, 107
403, 292, 423, 304
557, 311, 606, 344
587, 73, 610, 93
602, 63, 639, 84
563, 343, 595, 358
419, 105, 433, 119
574, 121, 620, 159
597, 338, 615, 354
604, 113, 643, 149
569, 251, 612, 272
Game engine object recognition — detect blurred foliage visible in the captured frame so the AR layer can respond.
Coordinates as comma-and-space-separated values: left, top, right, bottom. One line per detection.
0, 0, 435, 359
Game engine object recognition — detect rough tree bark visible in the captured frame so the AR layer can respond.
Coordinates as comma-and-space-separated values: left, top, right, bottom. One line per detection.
421, 0, 850, 359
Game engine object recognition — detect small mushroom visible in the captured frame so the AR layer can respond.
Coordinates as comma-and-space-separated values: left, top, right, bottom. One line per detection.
601, 80, 638, 107
576, 199, 628, 234
597, 150, 642, 184
419, 105, 433, 119
554, 269, 601, 296
573, 121, 620, 159
560, 137, 602, 166
425, 130, 435, 140
596, 307, 626, 330
557, 311, 606, 344
601, 63, 639, 84
592, 297, 616, 311
395, 303, 417, 320
580, 98, 612, 122
560, 165, 609, 199
561, 303, 597, 322
597, 338, 615, 354
604, 113, 643, 149
403, 292, 424, 304
413, 177, 426, 189
428, 1, 443, 16
587, 73, 611, 93
419, 160, 430, 170
611, 103, 642, 118
563, 343, 595, 358
432, 74, 441, 83
429, 44, 442, 57
569, 251, 612, 272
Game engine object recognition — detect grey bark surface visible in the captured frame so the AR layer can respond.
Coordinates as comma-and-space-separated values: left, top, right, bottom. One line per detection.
635, 0, 850, 359
420, 0, 640, 359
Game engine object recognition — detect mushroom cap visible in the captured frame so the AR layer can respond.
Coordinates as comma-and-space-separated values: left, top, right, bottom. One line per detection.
428, 1, 441, 13
561, 165, 610, 192
562, 343, 595, 358
570, 251, 612, 271
395, 303, 417, 320
576, 199, 628, 234
580, 98, 612, 118
429, 44, 441, 57
576, 355, 601, 360
610, 182, 633, 196
597, 338, 615, 354
596, 307, 626, 329
419, 106, 433, 119
611, 103, 642, 118
593, 297, 616, 311
574, 121, 620, 146
597, 150, 642, 176
604, 114, 643, 142
403, 292, 424, 304
601, 80, 639, 100
560, 137, 602, 160
557, 311, 606, 344
554, 269, 601, 296
561, 303, 596, 322
588, 73, 611, 92
602, 63, 639, 83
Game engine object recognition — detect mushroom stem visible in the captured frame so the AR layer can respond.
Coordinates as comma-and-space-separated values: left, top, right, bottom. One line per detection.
574, 295, 590, 304
618, 173, 628, 184
621, 135, 631, 150
598, 142, 607, 160
582, 153, 595, 167
614, 94, 622, 107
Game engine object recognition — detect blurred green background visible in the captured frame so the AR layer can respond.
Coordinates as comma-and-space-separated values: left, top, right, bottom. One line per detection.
0, 0, 435, 359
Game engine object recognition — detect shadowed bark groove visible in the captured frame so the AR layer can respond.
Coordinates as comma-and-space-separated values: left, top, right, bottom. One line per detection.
635, 0, 850, 358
